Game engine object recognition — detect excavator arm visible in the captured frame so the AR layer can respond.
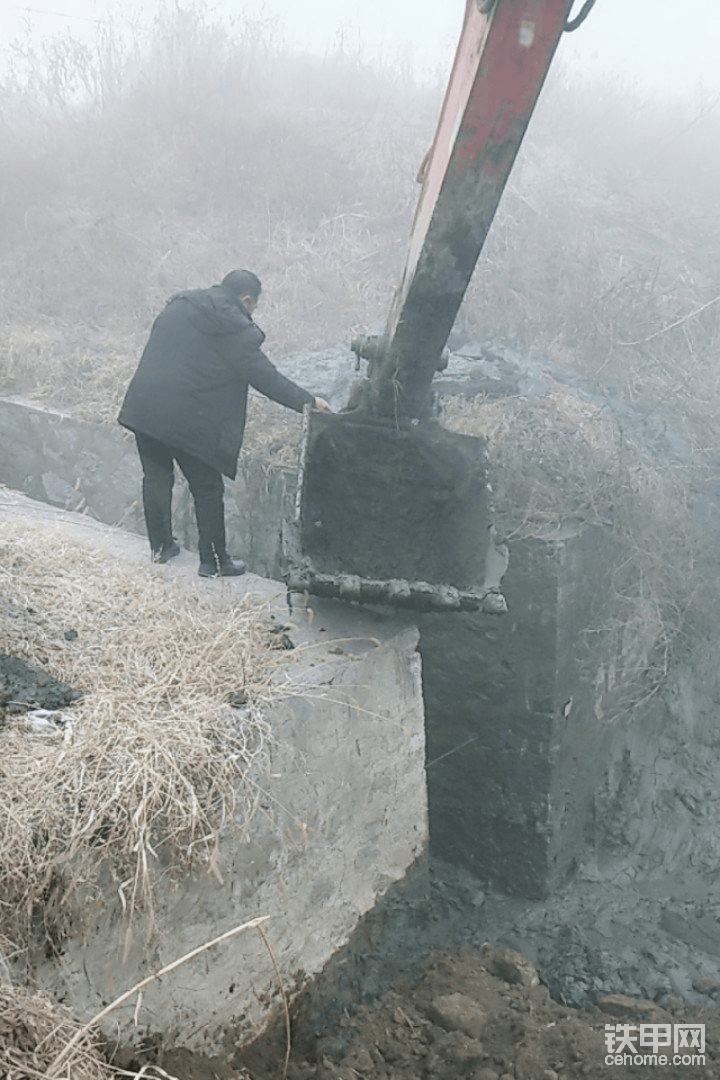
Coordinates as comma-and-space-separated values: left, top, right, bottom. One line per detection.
284, 0, 587, 612
353, 0, 575, 418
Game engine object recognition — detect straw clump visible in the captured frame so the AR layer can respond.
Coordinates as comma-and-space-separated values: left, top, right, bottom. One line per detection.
442, 387, 715, 712
0, 980, 212, 1078
0, 984, 115, 1080
0, 518, 286, 944
441, 385, 683, 537
441, 387, 632, 537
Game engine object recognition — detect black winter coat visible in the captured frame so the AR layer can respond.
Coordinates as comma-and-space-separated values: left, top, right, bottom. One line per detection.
118, 284, 315, 478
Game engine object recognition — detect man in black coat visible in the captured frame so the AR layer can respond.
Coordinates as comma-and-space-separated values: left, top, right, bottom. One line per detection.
119, 269, 330, 577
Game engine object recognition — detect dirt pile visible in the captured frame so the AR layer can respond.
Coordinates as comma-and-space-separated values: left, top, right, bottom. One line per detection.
0, 653, 80, 722
135, 941, 711, 1080
216, 858, 720, 1080
270, 945, 717, 1080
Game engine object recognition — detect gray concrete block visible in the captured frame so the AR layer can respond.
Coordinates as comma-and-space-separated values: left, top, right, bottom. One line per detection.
0, 487, 427, 1056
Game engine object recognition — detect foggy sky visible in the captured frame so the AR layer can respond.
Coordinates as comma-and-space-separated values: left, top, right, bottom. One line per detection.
3, 0, 720, 97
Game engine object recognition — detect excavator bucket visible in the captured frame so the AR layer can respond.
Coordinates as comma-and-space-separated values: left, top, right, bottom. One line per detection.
283, 409, 507, 613
284, 0, 574, 613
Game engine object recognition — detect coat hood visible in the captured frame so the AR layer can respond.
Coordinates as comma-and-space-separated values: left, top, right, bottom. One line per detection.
170, 284, 266, 343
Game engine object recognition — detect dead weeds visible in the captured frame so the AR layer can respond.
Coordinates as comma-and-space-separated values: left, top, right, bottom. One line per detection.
0, 518, 292, 945
442, 386, 717, 712
0, 984, 113, 1080
1, 323, 140, 424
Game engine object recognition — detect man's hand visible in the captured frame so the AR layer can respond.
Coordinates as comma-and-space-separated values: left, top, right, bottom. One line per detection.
314, 397, 332, 412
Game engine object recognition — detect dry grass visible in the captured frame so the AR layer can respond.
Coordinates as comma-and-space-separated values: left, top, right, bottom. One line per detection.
441, 387, 635, 537
0, 4, 433, 350
0, 984, 113, 1080
442, 387, 715, 709
242, 395, 305, 468
0, 518, 295, 944
1, 324, 140, 424
0, 981, 217, 1079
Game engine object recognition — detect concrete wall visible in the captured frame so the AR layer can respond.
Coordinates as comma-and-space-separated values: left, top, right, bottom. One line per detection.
1, 485, 427, 1056
0, 396, 292, 576
419, 539, 560, 898
418, 523, 667, 897
0, 398, 145, 532
27, 620, 426, 1056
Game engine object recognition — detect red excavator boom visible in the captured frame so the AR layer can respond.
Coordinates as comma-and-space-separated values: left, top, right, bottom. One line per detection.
285, 0, 591, 612
352, 0, 576, 418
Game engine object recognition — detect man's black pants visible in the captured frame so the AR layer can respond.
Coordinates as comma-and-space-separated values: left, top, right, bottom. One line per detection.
134, 433, 227, 565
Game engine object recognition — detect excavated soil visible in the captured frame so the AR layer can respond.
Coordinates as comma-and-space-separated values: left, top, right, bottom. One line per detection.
0, 653, 81, 722
260, 953, 717, 1080
128, 946, 719, 1080
117, 863, 719, 1080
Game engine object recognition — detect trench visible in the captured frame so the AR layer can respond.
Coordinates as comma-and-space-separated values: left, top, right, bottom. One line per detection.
2, 383, 720, 1077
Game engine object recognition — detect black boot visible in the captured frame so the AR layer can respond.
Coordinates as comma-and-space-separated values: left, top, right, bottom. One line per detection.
198, 556, 246, 578
152, 539, 181, 564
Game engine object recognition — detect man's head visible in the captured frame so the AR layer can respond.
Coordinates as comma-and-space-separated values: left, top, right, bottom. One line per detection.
221, 269, 262, 315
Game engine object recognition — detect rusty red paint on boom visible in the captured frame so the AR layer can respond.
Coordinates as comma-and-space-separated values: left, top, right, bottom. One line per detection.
359, 0, 574, 419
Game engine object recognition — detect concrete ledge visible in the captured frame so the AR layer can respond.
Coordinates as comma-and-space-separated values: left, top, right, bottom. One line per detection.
0, 396, 294, 575
0, 397, 144, 532
2, 490, 427, 1056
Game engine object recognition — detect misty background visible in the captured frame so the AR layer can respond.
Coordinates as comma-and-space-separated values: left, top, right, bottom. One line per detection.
0, 0, 717, 424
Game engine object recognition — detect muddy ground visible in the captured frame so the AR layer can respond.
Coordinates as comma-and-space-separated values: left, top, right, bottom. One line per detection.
115, 859, 719, 1080
0, 652, 80, 721
132, 943, 720, 1080
247, 948, 718, 1080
